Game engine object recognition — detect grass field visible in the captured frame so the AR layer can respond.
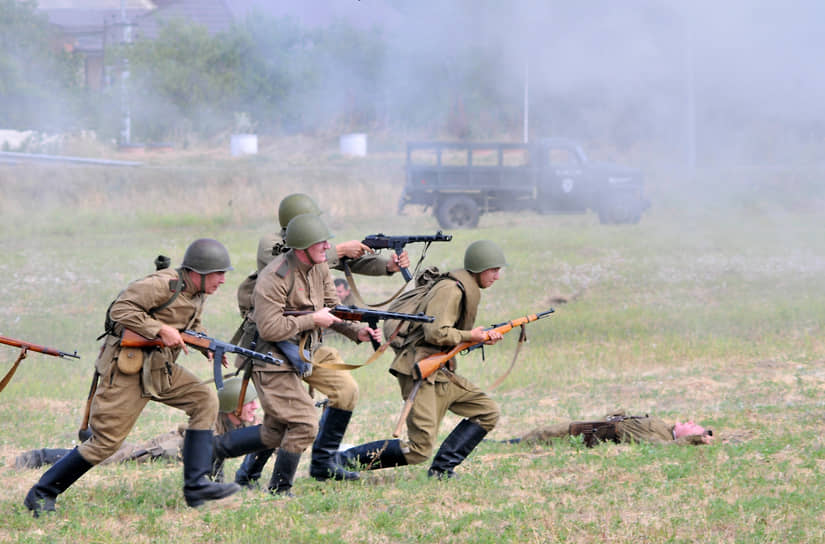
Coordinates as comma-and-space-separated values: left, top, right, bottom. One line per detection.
1, 145, 825, 543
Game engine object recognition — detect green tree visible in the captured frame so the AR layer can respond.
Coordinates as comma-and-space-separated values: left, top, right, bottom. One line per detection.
0, 0, 83, 131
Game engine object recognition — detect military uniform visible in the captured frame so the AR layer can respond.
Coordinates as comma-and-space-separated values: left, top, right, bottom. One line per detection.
242, 250, 363, 451
24, 239, 240, 517
390, 269, 500, 465
519, 413, 708, 446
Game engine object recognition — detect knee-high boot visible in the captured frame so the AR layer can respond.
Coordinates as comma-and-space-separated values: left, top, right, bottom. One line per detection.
211, 424, 267, 480
338, 439, 408, 471
23, 448, 93, 517
268, 449, 302, 497
427, 419, 488, 479
183, 429, 241, 507
235, 448, 275, 488
309, 407, 359, 481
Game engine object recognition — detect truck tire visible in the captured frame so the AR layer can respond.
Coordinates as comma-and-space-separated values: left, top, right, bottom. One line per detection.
599, 193, 641, 225
436, 195, 480, 229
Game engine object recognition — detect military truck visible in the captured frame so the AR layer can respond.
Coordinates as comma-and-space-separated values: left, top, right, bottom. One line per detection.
399, 138, 649, 228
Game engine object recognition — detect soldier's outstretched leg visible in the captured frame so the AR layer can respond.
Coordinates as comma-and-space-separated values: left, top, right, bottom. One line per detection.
211, 424, 267, 480
268, 449, 302, 497
235, 448, 275, 488
338, 439, 408, 471
427, 419, 487, 479
23, 448, 93, 517
309, 407, 359, 481
183, 429, 241, 507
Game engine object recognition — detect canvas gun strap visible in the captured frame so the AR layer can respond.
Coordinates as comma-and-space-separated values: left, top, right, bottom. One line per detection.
342, 241, 434, 308
487, 324, 528, 391
0, 347, 27, 394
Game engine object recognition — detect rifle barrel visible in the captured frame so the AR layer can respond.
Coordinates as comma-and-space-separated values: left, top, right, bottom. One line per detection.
0, 334, 79, 358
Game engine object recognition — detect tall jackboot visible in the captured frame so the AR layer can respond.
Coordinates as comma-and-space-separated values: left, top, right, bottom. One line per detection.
183, 429, 241, 507
309, 407, 360, 481
235, 448, 275, 488
268, 449, 302, 497
211, 424, 266, 480
23, 448, 93, 517
428, 419, 488, 479
337, 439, 408, 471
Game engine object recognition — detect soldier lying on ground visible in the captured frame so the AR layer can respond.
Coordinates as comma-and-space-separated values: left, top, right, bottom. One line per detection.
15, 377, 259, 470
509, 410, 714, 447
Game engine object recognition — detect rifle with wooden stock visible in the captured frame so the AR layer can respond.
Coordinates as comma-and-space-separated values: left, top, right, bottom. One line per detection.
120, 328, 283, 391
392, 308, 554, 437
0, 334, 80, 393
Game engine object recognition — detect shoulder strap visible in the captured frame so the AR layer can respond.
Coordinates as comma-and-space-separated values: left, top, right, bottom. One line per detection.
149, 267, 186, 316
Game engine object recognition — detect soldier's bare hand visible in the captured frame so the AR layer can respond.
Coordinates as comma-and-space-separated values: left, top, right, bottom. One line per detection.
386, 250, 411, 273
312, 307, 342, 328
159, 325, 188, 354
485, 329, 504, 345
358, 327, 382, 344
336, 240, 373, 260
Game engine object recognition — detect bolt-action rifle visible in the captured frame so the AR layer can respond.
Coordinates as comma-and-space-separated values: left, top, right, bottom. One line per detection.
283, 304, 435, 350
393, 308, 554, 437
361, 231, 452, 282
120, 328, 283, 390
0, 334, 80, 393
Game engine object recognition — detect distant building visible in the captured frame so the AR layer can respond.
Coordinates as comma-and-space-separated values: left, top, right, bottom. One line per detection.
36, 0, 238, 90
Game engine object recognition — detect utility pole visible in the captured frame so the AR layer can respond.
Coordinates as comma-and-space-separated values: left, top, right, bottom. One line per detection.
117, 0, 132, 146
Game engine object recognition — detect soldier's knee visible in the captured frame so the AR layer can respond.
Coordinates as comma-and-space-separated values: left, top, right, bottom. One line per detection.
328, 381, 359, 411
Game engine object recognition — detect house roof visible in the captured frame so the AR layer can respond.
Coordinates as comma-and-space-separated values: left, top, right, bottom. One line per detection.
135, 0, 236, 38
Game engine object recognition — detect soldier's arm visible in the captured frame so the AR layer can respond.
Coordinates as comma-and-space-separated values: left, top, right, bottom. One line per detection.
109, 274, 175, 338
421, 283, 475, 346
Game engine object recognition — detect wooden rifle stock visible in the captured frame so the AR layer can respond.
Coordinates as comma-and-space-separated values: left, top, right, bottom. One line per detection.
120, 328, 209, 353
413, 309, 554, 380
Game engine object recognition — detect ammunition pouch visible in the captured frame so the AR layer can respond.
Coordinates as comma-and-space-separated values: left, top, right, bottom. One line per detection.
116, 347, 145, 375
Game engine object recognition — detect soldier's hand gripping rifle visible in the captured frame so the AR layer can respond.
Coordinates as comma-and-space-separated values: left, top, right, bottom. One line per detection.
0, 335, 80, 393
283, 304, 435, 350
120, 328, 283, 390
361, 231, 452, 282
393, 309, 554, 437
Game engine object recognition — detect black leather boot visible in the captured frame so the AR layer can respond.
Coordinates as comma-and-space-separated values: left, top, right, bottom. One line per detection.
211, 424, 266, 480
428, 419, 488, 479
309, 407, 359, 481
183, 429, 241, 507
23, 448, 93, 517
338, 439, 408, 471
268, 449, 302, 497
235, 449, 275, 488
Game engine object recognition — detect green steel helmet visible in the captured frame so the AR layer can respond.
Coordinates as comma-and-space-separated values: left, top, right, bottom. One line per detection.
278, 193, 322, 229
464, 240, 507, 273
181, 238, 234, 274
284, 213, 334, 250
218, 377, 258, 413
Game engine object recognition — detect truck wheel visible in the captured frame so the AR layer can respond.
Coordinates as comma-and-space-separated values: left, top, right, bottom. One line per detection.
436, 196, 480, 229
600, 193, 641, 225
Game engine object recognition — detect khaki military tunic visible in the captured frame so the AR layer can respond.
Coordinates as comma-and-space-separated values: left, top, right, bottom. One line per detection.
78, 268, 219, 465
520, 414, 707, 446
255, 232, 392, 277
389, 269, 500, 465
241, 250, 363, 453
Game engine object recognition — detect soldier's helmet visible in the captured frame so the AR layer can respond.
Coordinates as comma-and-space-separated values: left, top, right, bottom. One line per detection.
464, 240, 507, 273
278, 193, 322, 229
218, 376, 258, 413
181, 238, 234, 274
284, 213, 334, 250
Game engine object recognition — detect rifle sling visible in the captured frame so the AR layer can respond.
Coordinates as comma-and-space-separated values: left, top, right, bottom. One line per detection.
342, 242, 432, 308
0, 347, 27, 393
343, 261, 408, 308
310, 321, 405, 372
487, 324, 528, 391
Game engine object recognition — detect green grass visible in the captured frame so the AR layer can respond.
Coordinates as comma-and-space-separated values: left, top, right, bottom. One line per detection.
1, 148, 825, 542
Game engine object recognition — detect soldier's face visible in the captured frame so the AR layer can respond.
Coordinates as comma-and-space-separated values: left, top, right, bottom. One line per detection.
240, 399, 259, 423
335, 284, 350, 301
305, 240, 330, 264
200, 271, 226, 294
477, 267, 501, 289
673, 421, 706, 439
